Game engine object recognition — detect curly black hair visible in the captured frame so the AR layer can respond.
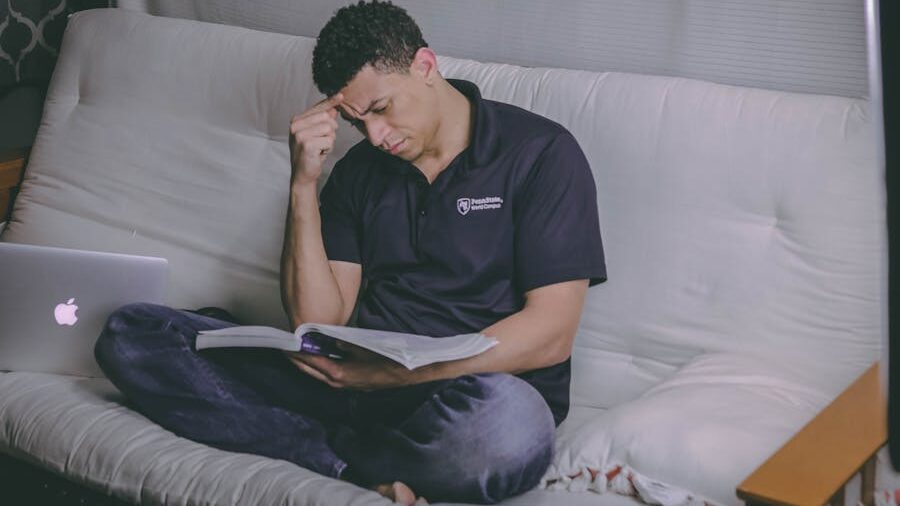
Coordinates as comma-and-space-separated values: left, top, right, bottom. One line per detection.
312, 1, 428, 97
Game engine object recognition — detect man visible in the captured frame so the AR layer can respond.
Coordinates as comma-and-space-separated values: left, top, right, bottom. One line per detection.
95, 1, 605, 504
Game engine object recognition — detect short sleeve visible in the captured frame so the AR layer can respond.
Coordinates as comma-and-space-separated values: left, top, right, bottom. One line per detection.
514, 132, 607, 292
318, 161, 362, 264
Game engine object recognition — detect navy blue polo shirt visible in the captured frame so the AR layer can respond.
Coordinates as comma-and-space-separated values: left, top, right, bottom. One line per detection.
319, 79, 606, 424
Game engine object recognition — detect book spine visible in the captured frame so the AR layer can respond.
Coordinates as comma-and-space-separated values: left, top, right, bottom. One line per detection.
195, 336, 301, 352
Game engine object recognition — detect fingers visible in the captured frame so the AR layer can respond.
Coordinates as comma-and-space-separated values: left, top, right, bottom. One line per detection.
289, 95, 342, 156
287, 96, 344, 183
285, 352, 342, 387
289, 93, 343, 145
297, 92, 344, 120
289, 116, 338, 161
290, 113, 338, 135
297, 361, 337, 387
292, 119, 338, 139
302, 136, 336, 158
289, 113, 338, 153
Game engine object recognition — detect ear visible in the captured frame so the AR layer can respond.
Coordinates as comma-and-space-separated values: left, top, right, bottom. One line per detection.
410, 47, 439, 85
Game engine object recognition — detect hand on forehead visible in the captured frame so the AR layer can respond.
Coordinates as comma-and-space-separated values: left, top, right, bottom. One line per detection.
299, 93, 343, 120
335, 67, 395, 120
336, 97, 381, 125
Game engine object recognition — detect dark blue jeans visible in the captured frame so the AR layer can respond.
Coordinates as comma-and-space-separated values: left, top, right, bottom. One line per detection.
94, 302, 555, 504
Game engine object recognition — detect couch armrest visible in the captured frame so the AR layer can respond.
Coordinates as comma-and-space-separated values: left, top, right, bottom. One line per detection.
0, 148, 28, 223
737, 362, 886, 506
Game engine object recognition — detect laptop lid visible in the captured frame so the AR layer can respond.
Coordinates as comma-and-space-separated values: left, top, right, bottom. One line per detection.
0, 242, 168, 377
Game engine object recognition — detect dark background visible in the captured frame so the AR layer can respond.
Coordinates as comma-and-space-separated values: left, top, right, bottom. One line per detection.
884, 0, 900, 469
0, 0, 111, 150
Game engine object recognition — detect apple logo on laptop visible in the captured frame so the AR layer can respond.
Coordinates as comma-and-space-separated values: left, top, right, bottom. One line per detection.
54, 298, 79, 326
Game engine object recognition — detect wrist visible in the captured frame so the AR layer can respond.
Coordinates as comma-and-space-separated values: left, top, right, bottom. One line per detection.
290, 178, 318, 195
408, 360, 456, 385
290, 180, 319, 210
288, 180, 321, 226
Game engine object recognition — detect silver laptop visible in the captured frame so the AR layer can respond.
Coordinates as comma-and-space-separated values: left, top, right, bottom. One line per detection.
0, 242, 168, 377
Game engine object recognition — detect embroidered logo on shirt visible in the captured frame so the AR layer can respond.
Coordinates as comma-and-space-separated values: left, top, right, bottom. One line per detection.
457, 196, 504, 216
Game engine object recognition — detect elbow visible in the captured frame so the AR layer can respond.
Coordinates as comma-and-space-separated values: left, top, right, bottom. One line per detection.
280, 283, 348, 329
294, 303, 349, 328
280, 290, 298, 330
546, 330, 576, 367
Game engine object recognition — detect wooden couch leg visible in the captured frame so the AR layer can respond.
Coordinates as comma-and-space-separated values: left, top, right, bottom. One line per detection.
0, 148, 29, 223
861, 455, 876, 506
830, 486, 845, 506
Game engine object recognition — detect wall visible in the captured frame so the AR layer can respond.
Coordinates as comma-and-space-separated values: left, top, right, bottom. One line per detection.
117, 0, 868, 98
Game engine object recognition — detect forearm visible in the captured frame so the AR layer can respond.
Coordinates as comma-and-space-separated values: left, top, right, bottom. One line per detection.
280, 182, 346, 328
414, 305, 575, 384
289, 280, 589, 391
410, 280, 588, 385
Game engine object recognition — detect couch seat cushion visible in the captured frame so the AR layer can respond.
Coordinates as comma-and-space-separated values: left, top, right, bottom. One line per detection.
0, 371, 384, 505
0, 371, 637, 506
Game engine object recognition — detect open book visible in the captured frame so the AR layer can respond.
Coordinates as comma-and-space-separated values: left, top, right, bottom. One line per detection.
196, 323, 498, 370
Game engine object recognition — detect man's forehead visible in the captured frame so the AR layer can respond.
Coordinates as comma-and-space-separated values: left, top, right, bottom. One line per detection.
339, 68, 382, 107
338, 66, 407, 113
338, 98, 379, 121
340, 92, 379, 115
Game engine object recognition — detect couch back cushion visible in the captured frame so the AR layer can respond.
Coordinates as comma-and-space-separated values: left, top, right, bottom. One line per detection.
2, 9, 884, 407
2, 9, 363, 328
435, 57, 885, 405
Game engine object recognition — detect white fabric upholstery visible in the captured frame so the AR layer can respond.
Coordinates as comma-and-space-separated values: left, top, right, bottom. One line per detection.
546, 353, 833, 505
1, 9, 362, 329
0, 371, 625, 506
435, 56, 884, 409
0, 8, 885, 506
0, 371, 384, 505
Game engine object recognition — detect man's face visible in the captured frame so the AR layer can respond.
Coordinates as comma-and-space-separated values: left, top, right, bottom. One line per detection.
337, 64, 437, 163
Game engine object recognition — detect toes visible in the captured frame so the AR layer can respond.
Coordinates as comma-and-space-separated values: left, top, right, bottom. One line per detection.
371, 480, 424, 505
392, 481, 416, 505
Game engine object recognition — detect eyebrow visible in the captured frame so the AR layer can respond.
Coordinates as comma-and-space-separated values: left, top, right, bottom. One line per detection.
342, 96, 387, 120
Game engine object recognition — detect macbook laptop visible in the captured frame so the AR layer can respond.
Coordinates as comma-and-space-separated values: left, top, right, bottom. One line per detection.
0, 242, 168, 377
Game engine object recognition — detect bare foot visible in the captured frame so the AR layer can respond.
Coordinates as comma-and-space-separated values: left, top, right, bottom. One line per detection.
373, 481, 428, 505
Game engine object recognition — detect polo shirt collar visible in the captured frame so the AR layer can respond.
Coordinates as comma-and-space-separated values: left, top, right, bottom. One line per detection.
382, 78, 497, 174
447, 78, 497, 168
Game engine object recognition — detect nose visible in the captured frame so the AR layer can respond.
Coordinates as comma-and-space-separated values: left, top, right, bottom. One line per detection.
363, 116, 391, 148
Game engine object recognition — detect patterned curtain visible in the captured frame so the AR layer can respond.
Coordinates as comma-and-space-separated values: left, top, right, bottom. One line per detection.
0, 0, 110, 95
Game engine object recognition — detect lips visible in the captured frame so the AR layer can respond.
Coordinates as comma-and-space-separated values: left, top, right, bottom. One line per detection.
387, 139, 405, 155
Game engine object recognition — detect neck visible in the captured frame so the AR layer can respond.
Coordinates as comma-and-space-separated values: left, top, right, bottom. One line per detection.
414, 79, 473, 182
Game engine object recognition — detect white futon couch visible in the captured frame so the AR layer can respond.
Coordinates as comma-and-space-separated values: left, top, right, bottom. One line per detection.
0, 8, 886, 506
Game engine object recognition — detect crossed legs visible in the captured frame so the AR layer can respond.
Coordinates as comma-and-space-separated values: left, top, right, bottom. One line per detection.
94, 302, 555, 504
